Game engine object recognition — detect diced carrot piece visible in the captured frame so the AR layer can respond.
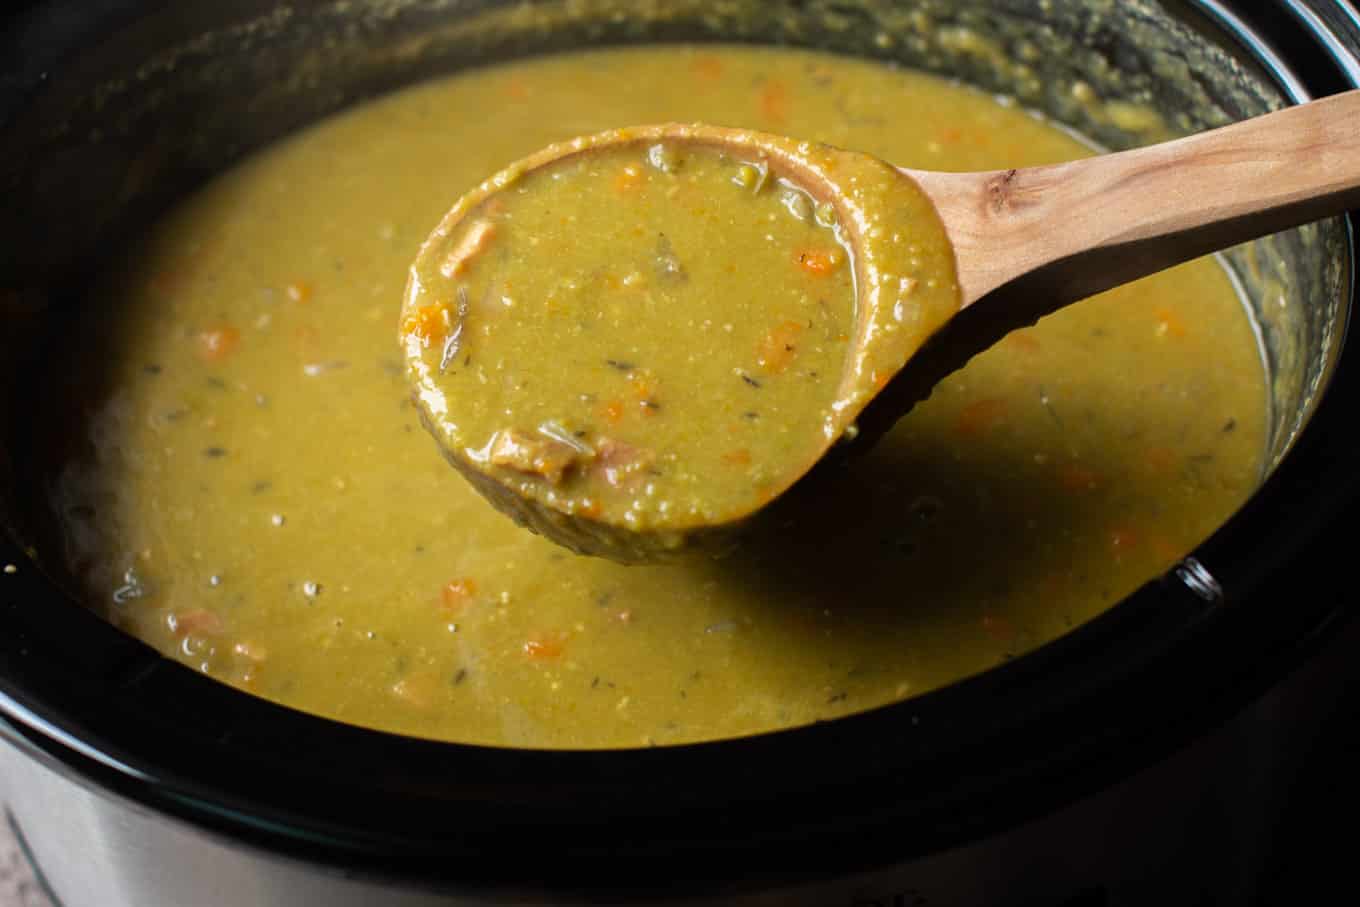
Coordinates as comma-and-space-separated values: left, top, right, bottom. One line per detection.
196, 326, 240, 362
523, 635, 565, 659
286, 280, 313, 304
440, 578, 478, 613
168, 608, 223, 637
722, 449, 753, 467
440, 219, 497, 278
614, 164, 644, 193
796, 248, 842, 276
400, 303, 451, 347
1153, 306, 1188, 338
503, 78, 528, 100
955, 397, 1008, 436
599, 399, 626, 426
628, 368, 659, 401
759, 80, 789, 123
757, 320, 804, 374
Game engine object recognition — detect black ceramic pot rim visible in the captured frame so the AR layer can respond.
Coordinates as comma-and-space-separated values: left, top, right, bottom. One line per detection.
0, 0, 1357, 896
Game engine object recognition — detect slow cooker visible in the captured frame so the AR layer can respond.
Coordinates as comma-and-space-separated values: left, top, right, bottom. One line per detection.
1, 1, 1357, 904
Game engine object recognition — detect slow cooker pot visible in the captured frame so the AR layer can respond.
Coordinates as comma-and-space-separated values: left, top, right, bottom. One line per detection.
1, 1, 1357, 904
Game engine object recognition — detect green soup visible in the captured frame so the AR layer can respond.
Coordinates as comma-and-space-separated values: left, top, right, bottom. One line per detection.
42, 45, 1265, 748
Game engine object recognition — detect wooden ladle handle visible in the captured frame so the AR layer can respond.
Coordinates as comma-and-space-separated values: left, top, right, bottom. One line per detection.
909, 89, 1360, 310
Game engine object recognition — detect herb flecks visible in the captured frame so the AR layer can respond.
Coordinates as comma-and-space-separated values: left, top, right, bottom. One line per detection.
439, 287, 471, 373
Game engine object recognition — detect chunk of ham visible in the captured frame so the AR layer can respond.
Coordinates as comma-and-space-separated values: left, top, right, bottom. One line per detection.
488, 429, 583, 485
440, 219, 497, 278
593, 438, 656, 489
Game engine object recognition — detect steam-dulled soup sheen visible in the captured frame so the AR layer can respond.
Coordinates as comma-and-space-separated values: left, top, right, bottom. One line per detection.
44, 46, 1265, 748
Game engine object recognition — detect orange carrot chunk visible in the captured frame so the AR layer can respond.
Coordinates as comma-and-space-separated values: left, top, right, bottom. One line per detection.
196, 326, 240, 362
440, 577, 478, 612
1153, 306, 1188, 338
598, 399, 626, 426
168, 608, 223, 637
400, 303, 452, 347
523, 635, 565, 659
722, 448, 753, 466
757, 320, 804, 374
286, 280, 313, 304
796, 248, 842, 276
613, 164, 644, 193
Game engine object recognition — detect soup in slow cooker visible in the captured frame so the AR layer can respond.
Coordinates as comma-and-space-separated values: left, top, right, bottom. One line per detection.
41, 45, 1265, 748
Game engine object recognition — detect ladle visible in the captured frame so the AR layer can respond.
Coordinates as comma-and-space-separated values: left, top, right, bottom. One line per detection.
403, 89, 1360, 563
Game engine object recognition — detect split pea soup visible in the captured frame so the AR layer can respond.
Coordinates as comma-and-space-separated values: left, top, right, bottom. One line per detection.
402, 126, 959, 553
403, 138, 858, 531
41, 45, 1266, 749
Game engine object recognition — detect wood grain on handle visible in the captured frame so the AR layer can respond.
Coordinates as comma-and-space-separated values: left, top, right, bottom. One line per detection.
908, 89, 1360, 309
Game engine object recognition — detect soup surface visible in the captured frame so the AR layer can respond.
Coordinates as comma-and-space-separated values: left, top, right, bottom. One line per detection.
403, 127, 959, 558
43, 45, 1265, 748
404, 139, 863, 534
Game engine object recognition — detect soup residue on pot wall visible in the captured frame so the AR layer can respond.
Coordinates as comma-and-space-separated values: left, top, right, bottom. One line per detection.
38, 46, 1265, 748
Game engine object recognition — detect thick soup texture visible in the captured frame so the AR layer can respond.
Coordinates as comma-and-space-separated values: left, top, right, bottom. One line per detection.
404, 140, 862, 531
402, 126, 960, 556
43, 46, 1266, 748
